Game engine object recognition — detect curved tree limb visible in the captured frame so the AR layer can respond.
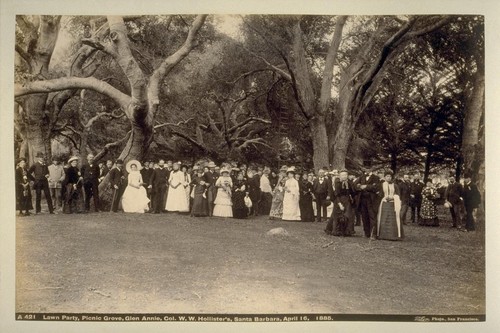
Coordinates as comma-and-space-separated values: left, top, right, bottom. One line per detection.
148, 15, 207, 110
15, 76, 132, 112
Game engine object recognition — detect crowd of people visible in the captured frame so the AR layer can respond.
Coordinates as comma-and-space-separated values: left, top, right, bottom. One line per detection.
15, 152, 482, 241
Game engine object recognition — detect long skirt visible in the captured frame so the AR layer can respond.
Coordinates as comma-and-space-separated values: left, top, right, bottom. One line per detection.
299, 193, 314, 222
191, 190, 208, 217
232, 191, 248, 219
282, 193, 301, 221
17, 184, 33, 212
121, 185, 150, 213
377, 201, 404, 240
213, 188, 233, 217
328, 197, 355, 236
259, 192, 273, 216
420, 196, 439, 226
269, 190, 284, 219
166, 185, 189, 212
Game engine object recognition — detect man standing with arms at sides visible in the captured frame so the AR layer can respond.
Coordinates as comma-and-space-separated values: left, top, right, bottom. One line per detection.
409, 172, 424, 224
204, 161, 218, 217
312, 168, 333, 222
141, 160, 154, 202
355, 167, 380, 239
398, 174, 412, 225
248, 167, 261, 216
28, 152, 55, 214
462, 173, 481, 232
109, 159, 125, 212
444, 176, 464, 229
81, 154, 100, 212
48, 156, 65, 211
259, 167, 273, 215
149, 159, 168, 214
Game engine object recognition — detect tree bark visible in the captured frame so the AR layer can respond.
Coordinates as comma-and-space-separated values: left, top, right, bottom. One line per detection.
461, 71, 484, 182
15, 15, 61, 164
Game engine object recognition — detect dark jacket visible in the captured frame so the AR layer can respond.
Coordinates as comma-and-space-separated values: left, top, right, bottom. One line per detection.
203, 171, 219, 187
81, 163, 100, 184
64, 166, 81, 185
140, 168, 154, 187
398, 180, 411, 205
312, 177, 333, 197
150, 167, 169, 188
445, 182, 463, 204
109, 167, 126, 189
462, 182, 481, 210
28, 162, 49, 181
354, 173, 381, 207
410, 180, 425, 202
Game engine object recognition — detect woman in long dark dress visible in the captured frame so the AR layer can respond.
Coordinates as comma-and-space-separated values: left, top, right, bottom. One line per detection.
232, 172, 249, 219
420, 180, 440, 226
190, 169, 209, 217
16, 158, 33, 216
376, 170, 404, 240
299, 172, 314, 222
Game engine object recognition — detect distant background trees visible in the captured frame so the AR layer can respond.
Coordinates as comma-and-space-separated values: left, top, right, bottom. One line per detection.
15, 15, 484, 186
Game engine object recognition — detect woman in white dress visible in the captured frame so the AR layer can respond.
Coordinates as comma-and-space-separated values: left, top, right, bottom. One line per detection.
282, 167, 301, 221
121, 160, 150, 213
213, 168, 233, 217
165, 162, 190, 212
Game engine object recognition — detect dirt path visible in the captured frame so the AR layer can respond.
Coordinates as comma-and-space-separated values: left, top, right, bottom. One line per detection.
15, 211, 485, 314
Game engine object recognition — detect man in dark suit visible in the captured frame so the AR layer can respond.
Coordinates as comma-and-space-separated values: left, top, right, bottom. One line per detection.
444, 176, 464, 228
398, 174, 412, 225
462, 173, 481, 232
203, 161, 219, 217
28, 152, 55, 214
148, 159, 168, 214
109, 159, 126, 212
409, 172, 425, 223
247, 168, 261, 216
312, 168, 333, 222
81, 154, 100, 212
355, 168, 381, 239
141, 160, 154, 203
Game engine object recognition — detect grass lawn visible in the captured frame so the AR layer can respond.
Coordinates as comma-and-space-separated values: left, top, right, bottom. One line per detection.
15, 207, 485, 315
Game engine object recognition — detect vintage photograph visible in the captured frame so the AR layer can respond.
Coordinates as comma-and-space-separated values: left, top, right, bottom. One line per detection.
6, 6, 491, 330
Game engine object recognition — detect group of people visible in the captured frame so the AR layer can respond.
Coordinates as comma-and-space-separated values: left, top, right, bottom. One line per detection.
15, 153, 482, 241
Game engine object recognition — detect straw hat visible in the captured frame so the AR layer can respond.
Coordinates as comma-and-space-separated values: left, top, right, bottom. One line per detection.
207, 161, 216, 168
68, 156, 79, 164
220, 167, 230, 175
126, 159, 142, 173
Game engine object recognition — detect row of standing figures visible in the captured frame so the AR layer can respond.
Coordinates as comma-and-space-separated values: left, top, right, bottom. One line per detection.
16, 156, 482, 241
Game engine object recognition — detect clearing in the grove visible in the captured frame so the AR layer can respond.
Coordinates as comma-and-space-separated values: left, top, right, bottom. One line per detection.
16, 208, 484, 314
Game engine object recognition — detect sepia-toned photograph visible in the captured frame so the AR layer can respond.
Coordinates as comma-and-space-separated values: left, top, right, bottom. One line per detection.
2, 1, 499, 332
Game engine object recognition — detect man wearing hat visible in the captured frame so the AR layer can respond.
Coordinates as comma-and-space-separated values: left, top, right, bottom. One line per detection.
203, 161, 218, 216
62, 156, 83, 214
247, 167, 261, 216
109, 159, 126, 212
312, 168, 333, 222
141, 159, 154, 204
148, 159, 169, 214
81, 154, 100, 212
355, 167, 381, 239
48, 156, 65, 210
28, 152, 55, 214
462, 173, 481, 232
